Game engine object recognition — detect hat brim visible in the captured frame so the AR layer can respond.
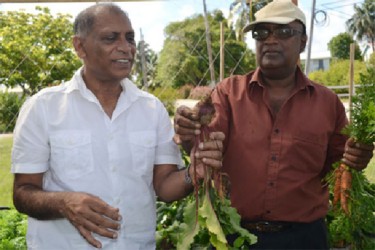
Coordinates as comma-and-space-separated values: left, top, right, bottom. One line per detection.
243, 17, 296, 33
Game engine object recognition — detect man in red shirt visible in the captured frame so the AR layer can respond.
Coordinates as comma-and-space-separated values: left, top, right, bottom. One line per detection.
173, 0, 374, 249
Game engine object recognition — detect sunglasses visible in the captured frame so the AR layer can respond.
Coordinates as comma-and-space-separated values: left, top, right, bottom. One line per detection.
252, 27, 303, 41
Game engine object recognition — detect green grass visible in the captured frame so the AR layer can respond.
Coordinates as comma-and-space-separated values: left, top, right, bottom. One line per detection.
0, 136, 13, 207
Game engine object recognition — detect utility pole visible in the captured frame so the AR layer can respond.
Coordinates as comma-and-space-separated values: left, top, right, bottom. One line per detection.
202, 0, 216, 87
291, 0, 302, 67
139, 29, 148, 90
305, 0, 316, 75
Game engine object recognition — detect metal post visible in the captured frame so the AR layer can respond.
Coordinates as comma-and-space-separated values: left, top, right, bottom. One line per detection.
305, 0, 316, 75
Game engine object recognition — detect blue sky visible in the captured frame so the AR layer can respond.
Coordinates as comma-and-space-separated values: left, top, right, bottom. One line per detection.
0, 0, 366, 58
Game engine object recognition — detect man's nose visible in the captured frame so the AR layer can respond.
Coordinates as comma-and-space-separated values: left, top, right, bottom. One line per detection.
117, 39, 132, 53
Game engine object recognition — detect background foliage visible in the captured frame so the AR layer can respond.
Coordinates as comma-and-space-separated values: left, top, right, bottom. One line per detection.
0, 93, 25, 133
155, 10, 256, 88
346, 0, 375, 52
0, 209, 27, 250
308, 59, 368, 89
327, 32, 363, 60
0, 7, 81, 96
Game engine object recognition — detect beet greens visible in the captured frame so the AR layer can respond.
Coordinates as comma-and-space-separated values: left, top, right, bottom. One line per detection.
177, 92, 257, 249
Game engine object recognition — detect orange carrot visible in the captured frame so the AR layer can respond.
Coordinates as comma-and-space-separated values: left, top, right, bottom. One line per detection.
333, 164, 344, 206
340, 166, 352, 214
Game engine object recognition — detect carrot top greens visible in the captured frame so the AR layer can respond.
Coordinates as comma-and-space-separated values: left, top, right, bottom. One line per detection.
327, 68, 375, 250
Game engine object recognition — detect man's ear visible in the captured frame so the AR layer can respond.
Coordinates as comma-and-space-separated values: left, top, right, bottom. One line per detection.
73, 36, 86, 58
300, 34, 308, 53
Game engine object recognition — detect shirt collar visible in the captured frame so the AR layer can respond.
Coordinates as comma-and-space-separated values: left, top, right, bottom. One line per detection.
64, 67, 151, 102
248, 66, 315, 95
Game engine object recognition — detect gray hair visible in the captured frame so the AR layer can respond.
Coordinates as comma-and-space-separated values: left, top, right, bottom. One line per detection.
73, 3, 129, 37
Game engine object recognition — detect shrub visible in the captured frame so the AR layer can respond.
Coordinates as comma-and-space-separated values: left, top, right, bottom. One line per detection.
178, 84, 194, 99
0, 209, 27, 250
0, 92, 25, 133
149, 86, 184, 116
188, 86, 213, 100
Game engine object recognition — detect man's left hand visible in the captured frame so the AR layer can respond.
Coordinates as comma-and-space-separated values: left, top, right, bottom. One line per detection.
190, 131, 224, 180
342, 137, 374, 171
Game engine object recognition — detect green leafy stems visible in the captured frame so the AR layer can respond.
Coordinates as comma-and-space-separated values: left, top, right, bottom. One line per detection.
177, 93, 257, 249
327, 68, 375, 249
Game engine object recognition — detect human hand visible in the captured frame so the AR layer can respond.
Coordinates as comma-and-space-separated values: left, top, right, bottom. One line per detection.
61, 192, 122, 248
342, 137, 374, 171
173, 105, 201, 149
189, 131, 225, 181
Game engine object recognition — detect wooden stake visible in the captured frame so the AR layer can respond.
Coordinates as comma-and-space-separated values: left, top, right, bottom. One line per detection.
348, 43, 355, 122
220, 22, 224, 82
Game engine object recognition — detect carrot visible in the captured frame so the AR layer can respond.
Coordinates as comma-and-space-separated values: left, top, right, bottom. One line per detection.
340, 165, 352, 214
333, 164, 344, 206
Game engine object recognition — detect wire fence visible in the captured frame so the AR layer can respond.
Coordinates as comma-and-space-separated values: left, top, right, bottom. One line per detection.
0, 1, 365, 134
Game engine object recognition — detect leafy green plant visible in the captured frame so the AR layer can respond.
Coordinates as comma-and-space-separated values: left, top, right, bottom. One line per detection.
0, 92, 25, 133
0, 7, 81, 96
327, 67, 375, 249
308, 59, 367, 92
177, 188, 256, 249
149, 86, 184, 116
0, 209, 27, 250
177, 95, 256, 249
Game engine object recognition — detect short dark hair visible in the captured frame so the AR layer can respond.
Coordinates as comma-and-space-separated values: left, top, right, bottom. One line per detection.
73, 3, 129, 37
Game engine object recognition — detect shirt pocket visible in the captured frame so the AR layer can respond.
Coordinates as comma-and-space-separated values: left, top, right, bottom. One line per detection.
291, 131, 327, 173
129, 131, 156, 176
49, 130, 94, 179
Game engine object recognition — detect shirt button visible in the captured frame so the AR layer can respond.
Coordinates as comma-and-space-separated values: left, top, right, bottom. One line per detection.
266, 210, 271, 214
110, 166, 116, 172
271, 155, 277, 161
269, 182, 274, 186
275, 128, 279, 134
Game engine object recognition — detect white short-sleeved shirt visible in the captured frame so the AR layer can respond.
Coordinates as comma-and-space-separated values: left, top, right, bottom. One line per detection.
11, 68, 183, 250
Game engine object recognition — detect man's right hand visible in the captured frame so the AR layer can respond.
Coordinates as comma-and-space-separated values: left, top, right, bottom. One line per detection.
13, 173, 121, 249
173, 105, 202, 152
61, 192, 121, 249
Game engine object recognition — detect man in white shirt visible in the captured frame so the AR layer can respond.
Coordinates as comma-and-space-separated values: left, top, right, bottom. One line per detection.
11, 3, 224, 249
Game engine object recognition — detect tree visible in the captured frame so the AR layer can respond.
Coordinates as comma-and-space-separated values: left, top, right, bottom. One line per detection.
132, 40, 158, 89
227, 0, 272, 41
346, 0, 375, 52
0, 7, 81, 96
328, 33, 362, 60
155, 10, 256, 88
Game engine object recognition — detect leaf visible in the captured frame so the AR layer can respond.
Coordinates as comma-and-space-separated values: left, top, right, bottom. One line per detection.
177, 200, 200, 249
199, 192, 228, 248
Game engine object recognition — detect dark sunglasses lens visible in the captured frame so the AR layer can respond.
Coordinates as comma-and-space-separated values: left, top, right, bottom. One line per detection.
274, 28, 293, 38
252, 30, 269, 40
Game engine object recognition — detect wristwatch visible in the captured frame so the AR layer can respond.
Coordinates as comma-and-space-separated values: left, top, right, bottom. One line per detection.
184, 164, 192, 184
